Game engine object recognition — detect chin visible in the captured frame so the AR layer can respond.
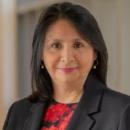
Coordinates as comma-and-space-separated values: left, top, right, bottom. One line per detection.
58, 77, 79, 83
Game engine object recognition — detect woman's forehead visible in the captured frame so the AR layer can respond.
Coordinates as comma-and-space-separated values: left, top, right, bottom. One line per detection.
44, 19, 84, 41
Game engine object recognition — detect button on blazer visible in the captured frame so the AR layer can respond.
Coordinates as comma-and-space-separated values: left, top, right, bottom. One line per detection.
3, 74, 130, 130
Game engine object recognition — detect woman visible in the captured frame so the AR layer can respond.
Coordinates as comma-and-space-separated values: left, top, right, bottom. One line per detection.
3, 2, 130, 130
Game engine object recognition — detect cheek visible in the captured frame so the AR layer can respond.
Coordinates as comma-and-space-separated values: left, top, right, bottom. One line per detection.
43, 54, 58, 72
78, 51, 95, 69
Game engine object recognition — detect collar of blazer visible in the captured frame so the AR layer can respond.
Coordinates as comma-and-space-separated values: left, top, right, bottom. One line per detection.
23, 73, 105, 130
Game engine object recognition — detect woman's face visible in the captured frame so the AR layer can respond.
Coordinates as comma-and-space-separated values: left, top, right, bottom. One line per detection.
42, 19, 96, 84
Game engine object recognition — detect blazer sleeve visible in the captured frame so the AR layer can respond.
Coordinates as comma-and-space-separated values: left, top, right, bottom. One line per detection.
118, 104, 130, 130
3, 103, 15, 130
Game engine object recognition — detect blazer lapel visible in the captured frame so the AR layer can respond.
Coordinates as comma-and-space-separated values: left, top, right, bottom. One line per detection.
23, 100, 47, 130
66, 74, 105, 130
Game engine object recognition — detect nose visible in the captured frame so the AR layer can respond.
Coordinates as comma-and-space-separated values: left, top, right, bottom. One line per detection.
60, 46, 75, 63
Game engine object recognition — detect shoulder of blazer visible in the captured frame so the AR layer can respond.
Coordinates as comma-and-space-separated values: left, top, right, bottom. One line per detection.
3, 94, 48, 129
3, 97, 33, 130
5, 97, 35, 118
84, 74, 130, 113
102, 86, 130, 110
7, 93, 48, 113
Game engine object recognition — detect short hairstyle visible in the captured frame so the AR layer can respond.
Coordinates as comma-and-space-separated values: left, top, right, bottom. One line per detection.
31, 2, 108, 100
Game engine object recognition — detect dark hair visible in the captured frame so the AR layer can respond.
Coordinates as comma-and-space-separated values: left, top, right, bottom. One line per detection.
31, 2, 108, 100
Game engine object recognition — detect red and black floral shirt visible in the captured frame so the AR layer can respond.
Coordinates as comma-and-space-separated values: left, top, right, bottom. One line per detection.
41, 99, 77, 130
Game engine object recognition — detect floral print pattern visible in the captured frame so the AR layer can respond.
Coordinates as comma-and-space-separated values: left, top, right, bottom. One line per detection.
41, 100, 77, 130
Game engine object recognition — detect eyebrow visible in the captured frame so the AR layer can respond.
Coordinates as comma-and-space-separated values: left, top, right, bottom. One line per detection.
73, 38, 83, 42
46, 39, 63, 43
46, 38, 83, 43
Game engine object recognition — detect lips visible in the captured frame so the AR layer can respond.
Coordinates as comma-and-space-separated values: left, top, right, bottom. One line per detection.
57, 67, 78, 73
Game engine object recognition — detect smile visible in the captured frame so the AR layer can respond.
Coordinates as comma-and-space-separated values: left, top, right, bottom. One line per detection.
57, 67, 79, 73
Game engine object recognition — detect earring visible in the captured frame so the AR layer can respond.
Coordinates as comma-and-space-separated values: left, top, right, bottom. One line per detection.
93, 65, 96, 69
41, 60, 44, 69
93, 60, 98, 69
41, 65, 44, 69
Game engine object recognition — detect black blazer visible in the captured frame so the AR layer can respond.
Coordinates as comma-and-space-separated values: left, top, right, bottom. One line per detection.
3, 75, 130, 130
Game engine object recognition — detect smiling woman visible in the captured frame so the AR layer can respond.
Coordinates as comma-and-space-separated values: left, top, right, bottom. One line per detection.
3, 2, 130, 130
42, 19, 97, 97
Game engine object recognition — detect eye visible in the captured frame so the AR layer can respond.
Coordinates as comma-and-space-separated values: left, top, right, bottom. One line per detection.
51, 42, 62, 49
73, 41, 84, 48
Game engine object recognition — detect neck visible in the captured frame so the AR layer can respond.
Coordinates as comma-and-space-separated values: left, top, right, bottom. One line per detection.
52, 81, 84, 104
